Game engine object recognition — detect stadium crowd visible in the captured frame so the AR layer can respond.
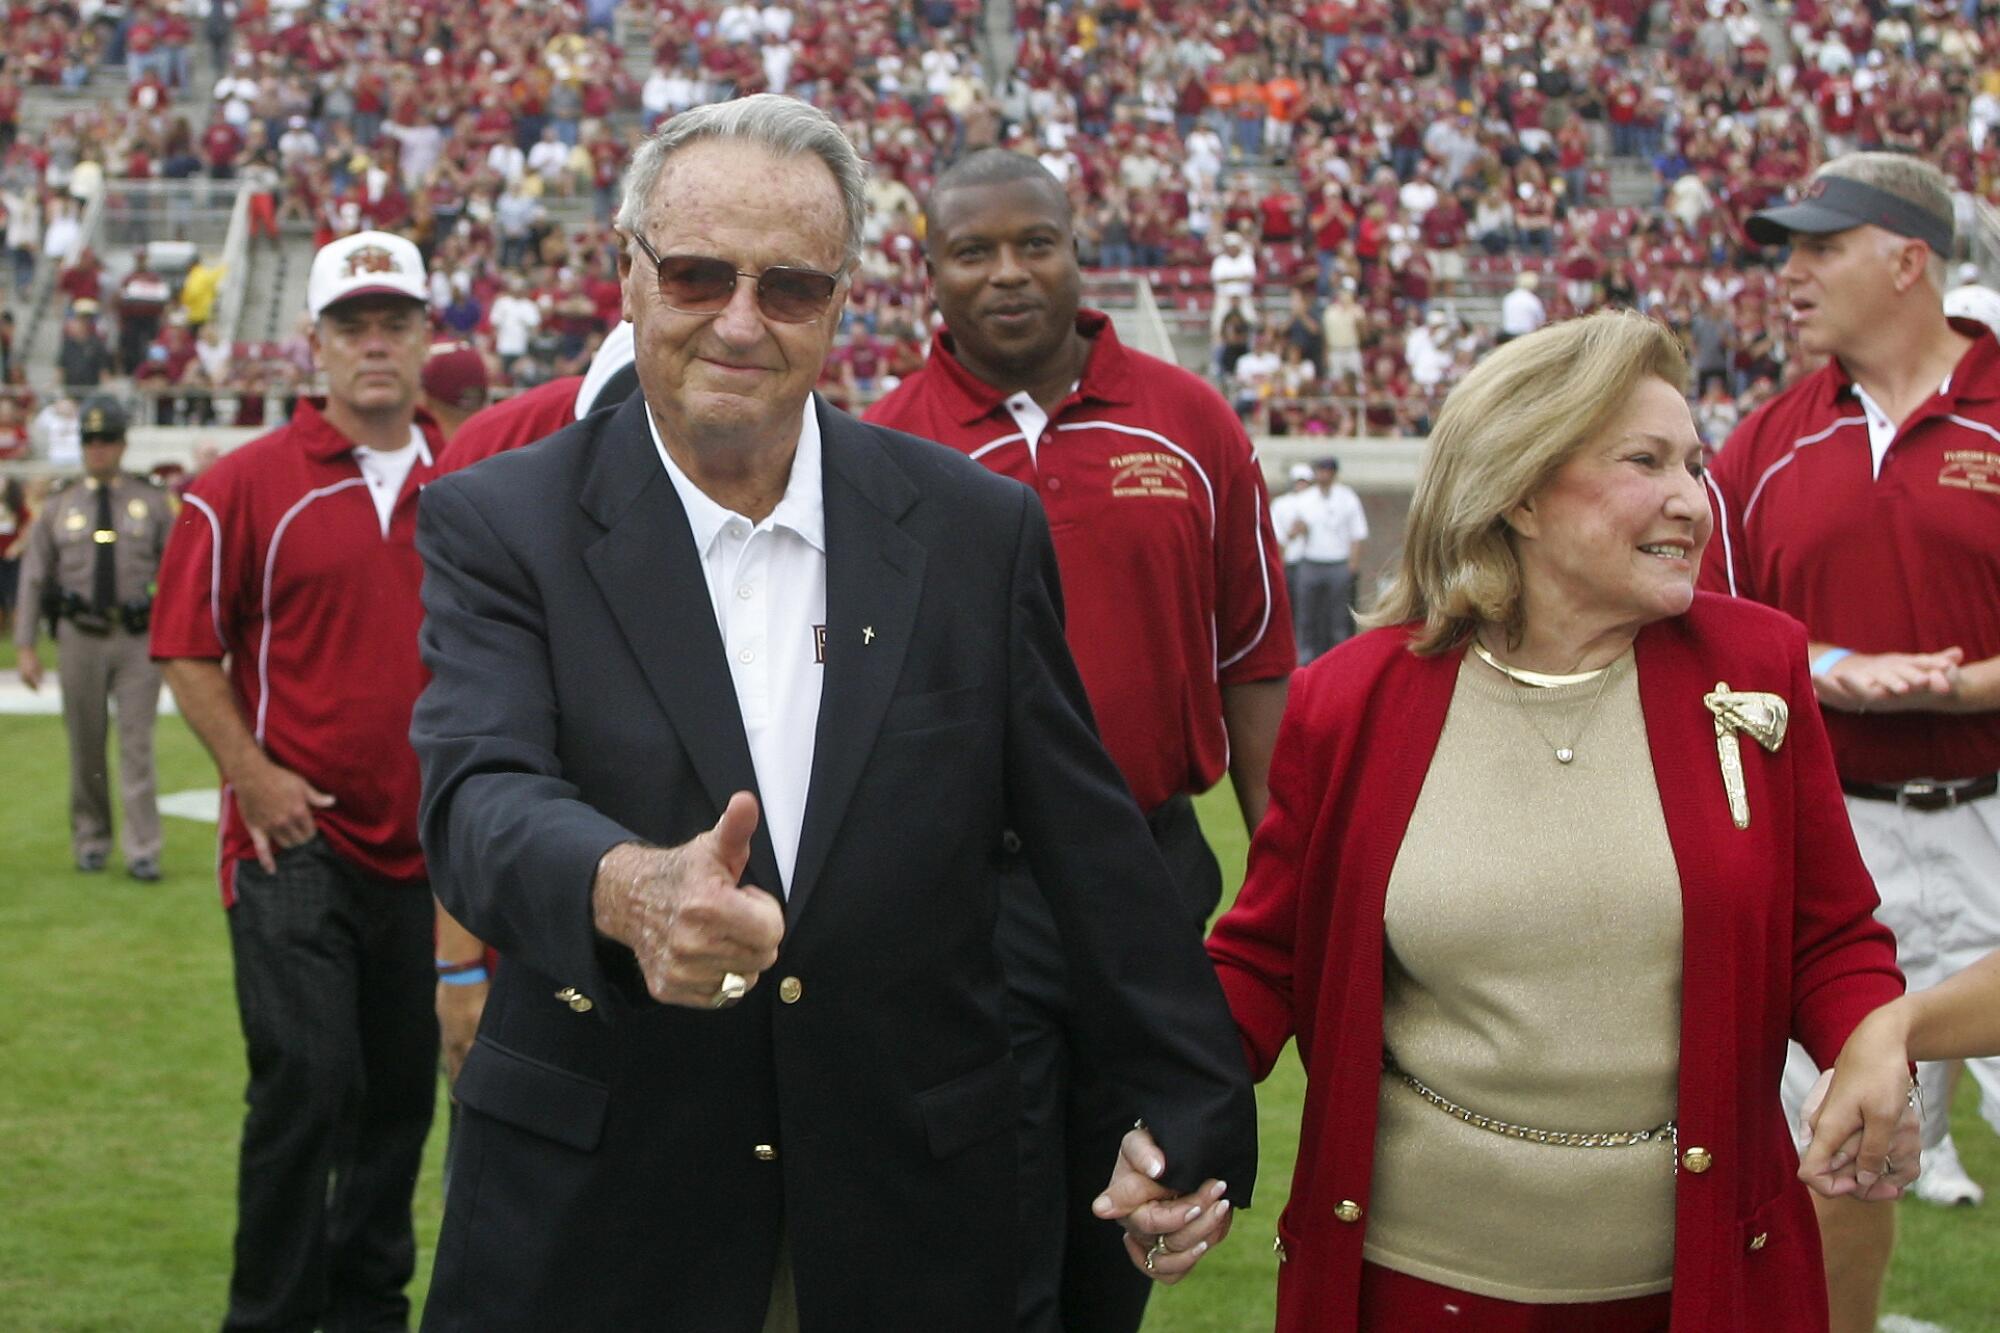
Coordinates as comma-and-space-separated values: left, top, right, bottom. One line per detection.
1, 0, 1999, 454
4, 8, 2000, 1331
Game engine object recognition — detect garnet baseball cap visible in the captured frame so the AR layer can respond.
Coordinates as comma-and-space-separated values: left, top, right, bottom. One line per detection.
1745, 174, 1954, 254
421, 340, 489, 409
307, 230, 429, 318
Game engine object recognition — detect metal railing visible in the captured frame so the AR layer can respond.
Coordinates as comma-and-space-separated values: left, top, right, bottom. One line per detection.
93, 178, 238, 253
1967, 196, 2000, 282
21, 186, 110, 390
213, 183, 254, 347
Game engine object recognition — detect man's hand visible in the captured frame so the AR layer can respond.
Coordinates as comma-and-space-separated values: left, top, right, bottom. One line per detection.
1091, 1125, 1233, 1285
1814, 648, 1963, 714
437, 976, 488, 1088
17, 645, 42, 692
590, 791, 785, 1009
233, 756, 336, 871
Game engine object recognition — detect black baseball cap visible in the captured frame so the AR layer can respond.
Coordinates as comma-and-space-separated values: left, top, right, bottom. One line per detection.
79, 396, 128, 441
1746, 173, 1954, 255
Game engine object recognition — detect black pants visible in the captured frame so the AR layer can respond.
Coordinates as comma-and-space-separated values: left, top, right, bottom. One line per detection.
1002, 795, 1222, 1333
223, 838, 437, 1333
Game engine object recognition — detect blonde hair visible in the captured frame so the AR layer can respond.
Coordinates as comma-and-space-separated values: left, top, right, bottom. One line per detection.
1365, 309, 1690, 655
1816, 151, 1954, 292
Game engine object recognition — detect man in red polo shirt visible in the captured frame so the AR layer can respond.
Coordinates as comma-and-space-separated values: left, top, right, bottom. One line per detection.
866, 149, 1294, 1333
152, 229, 444, 1333
1701, 153, 2000, 1333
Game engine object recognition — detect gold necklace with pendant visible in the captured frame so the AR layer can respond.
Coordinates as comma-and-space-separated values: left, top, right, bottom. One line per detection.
1471, 640, 1615, 765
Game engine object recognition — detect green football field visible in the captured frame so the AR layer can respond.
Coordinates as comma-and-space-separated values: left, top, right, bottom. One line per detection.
1, 677, 1995, 1329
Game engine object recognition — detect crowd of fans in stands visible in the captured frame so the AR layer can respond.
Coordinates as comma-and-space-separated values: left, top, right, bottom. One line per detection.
2, 0, 1999, 457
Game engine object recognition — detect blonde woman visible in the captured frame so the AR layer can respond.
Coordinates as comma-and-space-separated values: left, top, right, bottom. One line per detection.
1100, 310, 1917, 1330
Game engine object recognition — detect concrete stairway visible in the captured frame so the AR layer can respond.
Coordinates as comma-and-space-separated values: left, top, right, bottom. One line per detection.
237, 228, 315, 346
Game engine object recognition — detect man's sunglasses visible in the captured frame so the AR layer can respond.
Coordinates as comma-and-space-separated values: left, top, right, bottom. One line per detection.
628, 231, 842, 324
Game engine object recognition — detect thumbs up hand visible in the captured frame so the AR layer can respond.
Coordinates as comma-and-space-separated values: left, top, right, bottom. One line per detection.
590, 791, 787, 1009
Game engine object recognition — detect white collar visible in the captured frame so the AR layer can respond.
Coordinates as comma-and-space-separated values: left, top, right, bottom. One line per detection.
352, 424, 432, 467
648, 395, 826, 555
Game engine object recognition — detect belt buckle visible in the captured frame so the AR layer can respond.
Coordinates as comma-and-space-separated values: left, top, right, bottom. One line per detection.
1897, 779, 1960, 811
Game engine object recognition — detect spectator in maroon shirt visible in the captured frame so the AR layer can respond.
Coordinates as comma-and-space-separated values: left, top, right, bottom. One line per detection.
1259, 183, 1301, 244
0, 74, 21, 152
56, 246, 105, 307
203, 114, 243, 181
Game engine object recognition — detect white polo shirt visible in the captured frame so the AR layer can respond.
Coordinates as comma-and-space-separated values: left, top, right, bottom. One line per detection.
649, 398, 826, 893
1295, 481, 1369, 562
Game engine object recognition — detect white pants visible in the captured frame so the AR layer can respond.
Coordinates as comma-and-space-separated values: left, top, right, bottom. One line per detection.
1783, 792, 2000, 1151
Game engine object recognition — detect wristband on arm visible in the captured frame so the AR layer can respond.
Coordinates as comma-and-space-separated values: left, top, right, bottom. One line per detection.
1811, 648, 1853, 678
436, 956, 488, 985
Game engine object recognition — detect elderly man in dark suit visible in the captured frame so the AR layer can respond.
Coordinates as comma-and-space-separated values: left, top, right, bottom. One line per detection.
409, 95, 1256, 1333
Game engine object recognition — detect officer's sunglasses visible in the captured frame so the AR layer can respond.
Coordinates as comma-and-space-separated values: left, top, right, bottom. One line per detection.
628, 231, 842, 324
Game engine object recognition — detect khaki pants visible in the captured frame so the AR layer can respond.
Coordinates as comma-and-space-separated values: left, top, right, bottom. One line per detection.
56, 620, 163, 864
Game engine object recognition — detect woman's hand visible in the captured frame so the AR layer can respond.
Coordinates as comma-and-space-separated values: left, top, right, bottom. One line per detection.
1797, 1002, 1922, 1200
1091, 1125, 1235, 1284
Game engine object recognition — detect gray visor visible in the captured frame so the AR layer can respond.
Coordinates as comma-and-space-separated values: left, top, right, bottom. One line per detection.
1746, 175, 1954, 254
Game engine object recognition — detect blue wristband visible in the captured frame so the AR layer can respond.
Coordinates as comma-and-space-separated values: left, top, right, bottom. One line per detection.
1811, 647, 1853, 677
439, 966, 489, 986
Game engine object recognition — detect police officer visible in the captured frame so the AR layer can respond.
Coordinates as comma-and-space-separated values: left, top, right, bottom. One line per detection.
15, 396, 173, 879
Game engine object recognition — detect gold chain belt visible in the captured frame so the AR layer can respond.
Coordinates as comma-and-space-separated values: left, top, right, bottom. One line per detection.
1386, 1056, 1677, 1152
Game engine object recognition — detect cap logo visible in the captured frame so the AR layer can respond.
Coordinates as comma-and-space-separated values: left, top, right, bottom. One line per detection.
1805, 180, 1828, 200
84, 410, 106, 432
343, 245, 403, 278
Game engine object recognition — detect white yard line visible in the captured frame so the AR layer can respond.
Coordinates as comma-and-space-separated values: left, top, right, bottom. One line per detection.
0, 680, 179, 717
1880, 1315, 1956, 1333
158, 789, 220, 823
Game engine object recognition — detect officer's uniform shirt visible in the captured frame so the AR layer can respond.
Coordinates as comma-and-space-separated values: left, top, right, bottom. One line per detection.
13, 471, 173, 646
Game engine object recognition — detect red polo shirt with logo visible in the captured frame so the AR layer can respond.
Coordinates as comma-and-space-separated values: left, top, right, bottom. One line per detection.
1699, 319, 2000, 783
866, 310, 1295, 812
152, 399, 445, 904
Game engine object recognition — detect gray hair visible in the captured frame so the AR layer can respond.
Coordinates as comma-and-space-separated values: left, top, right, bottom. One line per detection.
1816, 151, 1954, 292
614, 94, 870, 271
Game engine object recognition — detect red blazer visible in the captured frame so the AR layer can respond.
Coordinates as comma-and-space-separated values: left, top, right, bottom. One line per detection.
1209, 593, 1902, 1331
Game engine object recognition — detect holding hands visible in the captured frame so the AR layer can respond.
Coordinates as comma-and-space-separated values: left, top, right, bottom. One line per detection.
1797, 1009, 1924, 1201
1092, 1124, 1235, 1284
591, 791, 785, 1009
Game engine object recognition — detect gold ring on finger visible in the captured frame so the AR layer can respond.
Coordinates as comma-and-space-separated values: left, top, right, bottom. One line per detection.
712, 971, 748, 1009
1144, 1234, 1170, 1273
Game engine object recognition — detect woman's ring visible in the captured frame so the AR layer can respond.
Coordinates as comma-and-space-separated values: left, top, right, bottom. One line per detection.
1144, 1234, 1171, 1273
1882, 1156, 1898, 1177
